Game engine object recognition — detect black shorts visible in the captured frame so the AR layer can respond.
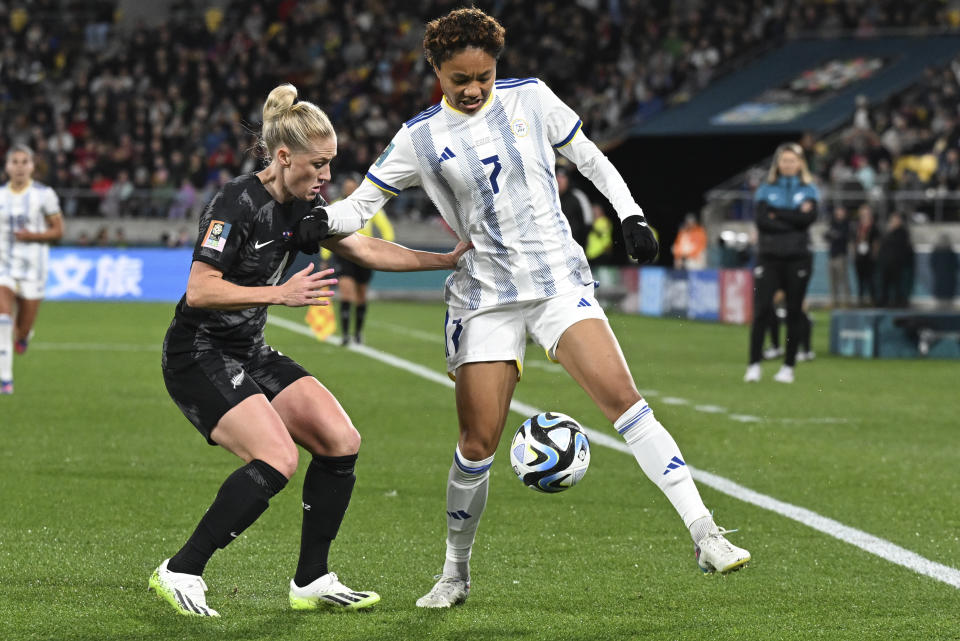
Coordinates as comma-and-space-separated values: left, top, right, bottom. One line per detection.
333, 256, 373, 285
162, 344, 311, 445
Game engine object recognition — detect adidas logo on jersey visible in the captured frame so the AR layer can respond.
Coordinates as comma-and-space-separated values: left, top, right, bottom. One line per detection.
438, 146, 456, 163
577, 298, 591, 307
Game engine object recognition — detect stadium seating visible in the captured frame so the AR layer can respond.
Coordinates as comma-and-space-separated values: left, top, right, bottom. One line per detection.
3, 0, 955, 223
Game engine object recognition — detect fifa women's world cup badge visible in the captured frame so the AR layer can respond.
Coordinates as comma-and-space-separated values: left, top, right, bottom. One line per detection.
201, 220, 231, 252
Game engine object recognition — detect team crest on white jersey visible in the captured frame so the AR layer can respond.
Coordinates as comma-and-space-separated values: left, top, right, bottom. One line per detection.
510, 118, 529, 137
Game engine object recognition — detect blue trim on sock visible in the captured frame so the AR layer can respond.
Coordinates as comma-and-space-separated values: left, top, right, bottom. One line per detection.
453, 451, 493, 474
617, 404, 652, 435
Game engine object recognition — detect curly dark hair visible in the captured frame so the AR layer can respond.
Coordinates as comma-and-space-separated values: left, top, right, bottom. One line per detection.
423, 7, 506, 68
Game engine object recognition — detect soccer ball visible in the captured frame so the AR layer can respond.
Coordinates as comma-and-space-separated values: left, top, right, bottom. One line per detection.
509, 412, 590, 493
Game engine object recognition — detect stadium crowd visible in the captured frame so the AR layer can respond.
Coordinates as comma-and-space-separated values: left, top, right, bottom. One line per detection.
734, 50, 960, 224
719, 50, 960, 308
1, 0, 956, 221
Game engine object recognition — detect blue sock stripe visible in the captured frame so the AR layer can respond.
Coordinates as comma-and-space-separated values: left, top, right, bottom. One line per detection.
616, 404, 652, 435
454, 451, 493, 474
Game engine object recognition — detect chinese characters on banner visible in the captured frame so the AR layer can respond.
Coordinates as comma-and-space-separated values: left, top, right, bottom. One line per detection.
46, 248, 191, 301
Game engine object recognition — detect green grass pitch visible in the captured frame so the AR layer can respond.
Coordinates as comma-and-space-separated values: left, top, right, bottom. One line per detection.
1, 301, 958, 640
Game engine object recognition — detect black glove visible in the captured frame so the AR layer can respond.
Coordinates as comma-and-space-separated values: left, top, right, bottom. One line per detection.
621, 214, 658, 264
297, 206, 330, 254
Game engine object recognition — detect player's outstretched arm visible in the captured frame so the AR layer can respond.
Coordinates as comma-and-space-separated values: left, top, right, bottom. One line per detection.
323, 233, 472, 272
185, 261, 337, 310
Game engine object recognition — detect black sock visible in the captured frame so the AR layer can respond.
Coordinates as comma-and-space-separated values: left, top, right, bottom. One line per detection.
355, 303, 367, 338
340, 302, 352, 336
293, 453, 357, 587
168, 459, 288, 576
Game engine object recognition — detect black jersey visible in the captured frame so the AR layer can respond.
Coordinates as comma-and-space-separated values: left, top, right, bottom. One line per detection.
163, 174, 321, 357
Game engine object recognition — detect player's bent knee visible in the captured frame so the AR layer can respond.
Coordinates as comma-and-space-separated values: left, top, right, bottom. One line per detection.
309, 422, 361, 456
338, 426, 361, 454
261, 442, 299, 479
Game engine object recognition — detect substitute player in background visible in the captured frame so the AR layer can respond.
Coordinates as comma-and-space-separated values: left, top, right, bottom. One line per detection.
150, 83, 470, 617
0, 145, 64, 395
320, 8, 750, 608
322, 175, 395, 345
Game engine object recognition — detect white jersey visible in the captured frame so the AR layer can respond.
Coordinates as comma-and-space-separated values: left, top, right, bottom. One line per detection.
326, 78, 644, 309
0, 181, 61, 283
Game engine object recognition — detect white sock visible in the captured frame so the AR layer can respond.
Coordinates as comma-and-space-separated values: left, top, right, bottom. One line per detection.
441, 445, 493, 581
615, 400, 710, 540
0, 314, 12, 382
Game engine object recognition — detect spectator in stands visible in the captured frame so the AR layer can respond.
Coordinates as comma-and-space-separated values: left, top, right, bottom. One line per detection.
875, 211, 914, 308
99, 170, 133, 218
168, 177, 198, 220
935, 148, 960, 191
672, 212, 707, 270
6, 0, 960, 229
930, 234, 958, 309
1, 0, 876, 219
744, 142, 819, 384
824, 205, 852, 307
557, 167, 592, 248
853, 203, 881, 306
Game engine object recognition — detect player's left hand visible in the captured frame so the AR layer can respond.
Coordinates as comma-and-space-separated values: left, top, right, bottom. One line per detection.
298, 207, 330, 254
622, 214, 658, 264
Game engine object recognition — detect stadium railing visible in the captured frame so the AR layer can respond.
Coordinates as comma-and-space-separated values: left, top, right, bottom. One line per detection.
703, 188, 960, 226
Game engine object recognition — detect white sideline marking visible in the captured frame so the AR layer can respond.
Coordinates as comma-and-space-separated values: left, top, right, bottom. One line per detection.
367, 320, 438, 343
267, 314, 960, 590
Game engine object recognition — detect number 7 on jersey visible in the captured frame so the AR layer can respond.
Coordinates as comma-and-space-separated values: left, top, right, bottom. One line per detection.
481, 155, 502, 195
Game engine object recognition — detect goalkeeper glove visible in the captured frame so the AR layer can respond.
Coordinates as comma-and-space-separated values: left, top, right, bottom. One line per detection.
298, 207, 330, 254
621, 214, 658, 264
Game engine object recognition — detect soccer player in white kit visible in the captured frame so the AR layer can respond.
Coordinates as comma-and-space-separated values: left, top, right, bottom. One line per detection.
0, 145, 64, 394
317, 7, 750, 606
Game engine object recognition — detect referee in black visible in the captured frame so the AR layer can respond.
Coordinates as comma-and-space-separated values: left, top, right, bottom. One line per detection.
744, 142, 820, 384
149, 83, 470, 617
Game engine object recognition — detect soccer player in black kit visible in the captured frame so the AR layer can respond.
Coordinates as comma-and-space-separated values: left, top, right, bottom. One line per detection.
149, 83, 470, 617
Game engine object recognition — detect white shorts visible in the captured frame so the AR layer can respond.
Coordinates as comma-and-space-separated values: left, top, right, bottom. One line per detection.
0, 274, 45, 300
443, 283, 607, 378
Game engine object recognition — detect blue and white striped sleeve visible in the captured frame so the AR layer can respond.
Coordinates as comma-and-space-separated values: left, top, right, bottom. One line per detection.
537, 80, 583, 149
326, 127, 421, 235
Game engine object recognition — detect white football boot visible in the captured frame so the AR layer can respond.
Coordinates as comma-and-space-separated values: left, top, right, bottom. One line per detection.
416, 575, 470, 608
695, 527, 751, 574
289, 572, 380, 610
773, 365, 795, 383
743, 363, 761, 382
148, 559, 219, 617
